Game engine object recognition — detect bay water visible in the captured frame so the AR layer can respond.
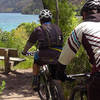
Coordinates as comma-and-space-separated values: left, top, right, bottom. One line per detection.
0, 13, 39, 32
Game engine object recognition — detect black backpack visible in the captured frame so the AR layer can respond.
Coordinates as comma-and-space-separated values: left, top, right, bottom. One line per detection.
39, 24, 63, 48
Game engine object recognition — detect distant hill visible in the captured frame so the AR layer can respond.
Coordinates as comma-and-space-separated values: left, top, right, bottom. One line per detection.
0, 0, 85, 14
0, 0, 43, 14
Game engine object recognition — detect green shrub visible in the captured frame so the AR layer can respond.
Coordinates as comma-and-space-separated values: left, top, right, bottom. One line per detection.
0, 81, 6, 94
0, 22, 39, 69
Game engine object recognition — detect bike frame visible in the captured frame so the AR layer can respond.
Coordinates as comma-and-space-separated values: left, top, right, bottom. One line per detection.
38, 64, 53, 100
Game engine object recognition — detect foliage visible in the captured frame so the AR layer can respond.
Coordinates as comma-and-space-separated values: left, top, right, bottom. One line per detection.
0, 22, 39, 69
42, 0, 55, 9
0, 0, 90, 72
17, 22, 39, 36
42, 0, 91, 77
0, 31, 15, 48
14, 57, 33, 69
33, 9, 40, 14
0, 1, 91, 99
67, 46, 91, 74
56, 0, 91, 74
0, 81, 6, 94
75, 0, 86, 16
45, 0, 91, 74
42, 0, 79, 42
58, 1, 78, 38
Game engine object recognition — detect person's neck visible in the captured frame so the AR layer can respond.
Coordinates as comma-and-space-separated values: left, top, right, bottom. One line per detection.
44, 22, 51, 24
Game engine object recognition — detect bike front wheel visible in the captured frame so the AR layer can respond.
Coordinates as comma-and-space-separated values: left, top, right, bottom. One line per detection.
38, 74, 50, 100
69, 86, 87, 100
50, 80, 65, 100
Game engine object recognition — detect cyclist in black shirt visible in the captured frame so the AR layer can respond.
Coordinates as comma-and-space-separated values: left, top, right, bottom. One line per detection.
22, 9, 65, 91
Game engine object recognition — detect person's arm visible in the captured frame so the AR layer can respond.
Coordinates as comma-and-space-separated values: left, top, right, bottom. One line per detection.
58, 23, 83, 65
22, 28, 38, 54
22, 41, 34, 54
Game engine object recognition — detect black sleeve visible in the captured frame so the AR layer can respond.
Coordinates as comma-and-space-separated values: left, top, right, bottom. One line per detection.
27, 29, 38, 44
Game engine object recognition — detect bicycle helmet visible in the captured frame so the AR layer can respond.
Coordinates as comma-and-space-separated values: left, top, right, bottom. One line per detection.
39, 9, 52, 20
80, 0, 100, 16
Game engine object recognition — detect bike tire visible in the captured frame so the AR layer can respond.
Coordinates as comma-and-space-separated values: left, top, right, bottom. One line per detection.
69, 86, 87, 100
38, 73, 50, 100
50, 80, 65, 100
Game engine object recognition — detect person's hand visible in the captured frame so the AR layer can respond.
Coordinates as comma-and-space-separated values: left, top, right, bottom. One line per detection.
22, 51, 33, 56
22, 51, 27, 55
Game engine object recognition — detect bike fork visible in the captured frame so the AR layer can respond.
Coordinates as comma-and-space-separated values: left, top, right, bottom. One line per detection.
47, 85, 52, 100
44, 74, 52, 100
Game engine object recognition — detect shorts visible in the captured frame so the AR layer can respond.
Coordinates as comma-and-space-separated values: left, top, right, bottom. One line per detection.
34, 48, 61, 66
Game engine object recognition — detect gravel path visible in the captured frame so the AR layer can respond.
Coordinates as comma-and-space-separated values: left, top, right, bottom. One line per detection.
0, 69, 40, 100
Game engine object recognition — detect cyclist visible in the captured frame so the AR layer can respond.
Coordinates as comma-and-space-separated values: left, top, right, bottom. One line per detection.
55, 0, 100, 100
22, 9, 64, 91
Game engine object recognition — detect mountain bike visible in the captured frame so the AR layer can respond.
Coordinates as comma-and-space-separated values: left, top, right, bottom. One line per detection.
37, 64, 65, 100
24, 51, 90, 100
25, 51, 65, 100
52, 73, 90, 100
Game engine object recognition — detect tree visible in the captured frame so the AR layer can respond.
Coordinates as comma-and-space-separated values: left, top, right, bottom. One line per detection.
41, 0, 78, 33
41, 0, 91, 73
55, 0, 59, 25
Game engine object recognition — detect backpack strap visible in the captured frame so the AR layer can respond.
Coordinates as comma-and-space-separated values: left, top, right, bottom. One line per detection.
51, 25, 60, 46
40, 25, 51, 47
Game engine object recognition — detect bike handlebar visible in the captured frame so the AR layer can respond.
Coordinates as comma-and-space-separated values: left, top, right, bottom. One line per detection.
65, 73, 91, 82
67, 73, 90, 78
25, 52, 35, 56
22, 50, 38, 56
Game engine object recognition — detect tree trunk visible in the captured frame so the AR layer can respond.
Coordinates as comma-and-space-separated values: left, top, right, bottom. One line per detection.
41, 0, 47, 9
55, 0, 59, 25
41, 0, 59, 25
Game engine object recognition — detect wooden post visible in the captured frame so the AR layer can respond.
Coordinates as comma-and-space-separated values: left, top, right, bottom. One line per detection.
4, 49, 10, 74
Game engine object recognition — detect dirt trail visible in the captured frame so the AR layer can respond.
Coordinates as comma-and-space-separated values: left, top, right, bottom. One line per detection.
0, 69, 40, 100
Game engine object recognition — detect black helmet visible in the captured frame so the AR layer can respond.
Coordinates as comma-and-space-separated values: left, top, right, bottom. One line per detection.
80, 0, 100, 16
39, 9, 52, 20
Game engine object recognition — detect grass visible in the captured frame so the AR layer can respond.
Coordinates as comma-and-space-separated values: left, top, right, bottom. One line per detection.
0, 57, 33, 71
0, 81, 6, 94
15, 59, 33, 69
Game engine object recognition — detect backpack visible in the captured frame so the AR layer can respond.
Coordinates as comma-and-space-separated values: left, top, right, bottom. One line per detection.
39, 24, 63, 49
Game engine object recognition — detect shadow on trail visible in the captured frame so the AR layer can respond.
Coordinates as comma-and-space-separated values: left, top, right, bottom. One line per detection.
0, 69, 37, 98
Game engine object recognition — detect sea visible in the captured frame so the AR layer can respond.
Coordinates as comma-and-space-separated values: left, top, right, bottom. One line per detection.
0, 13, 39, 32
